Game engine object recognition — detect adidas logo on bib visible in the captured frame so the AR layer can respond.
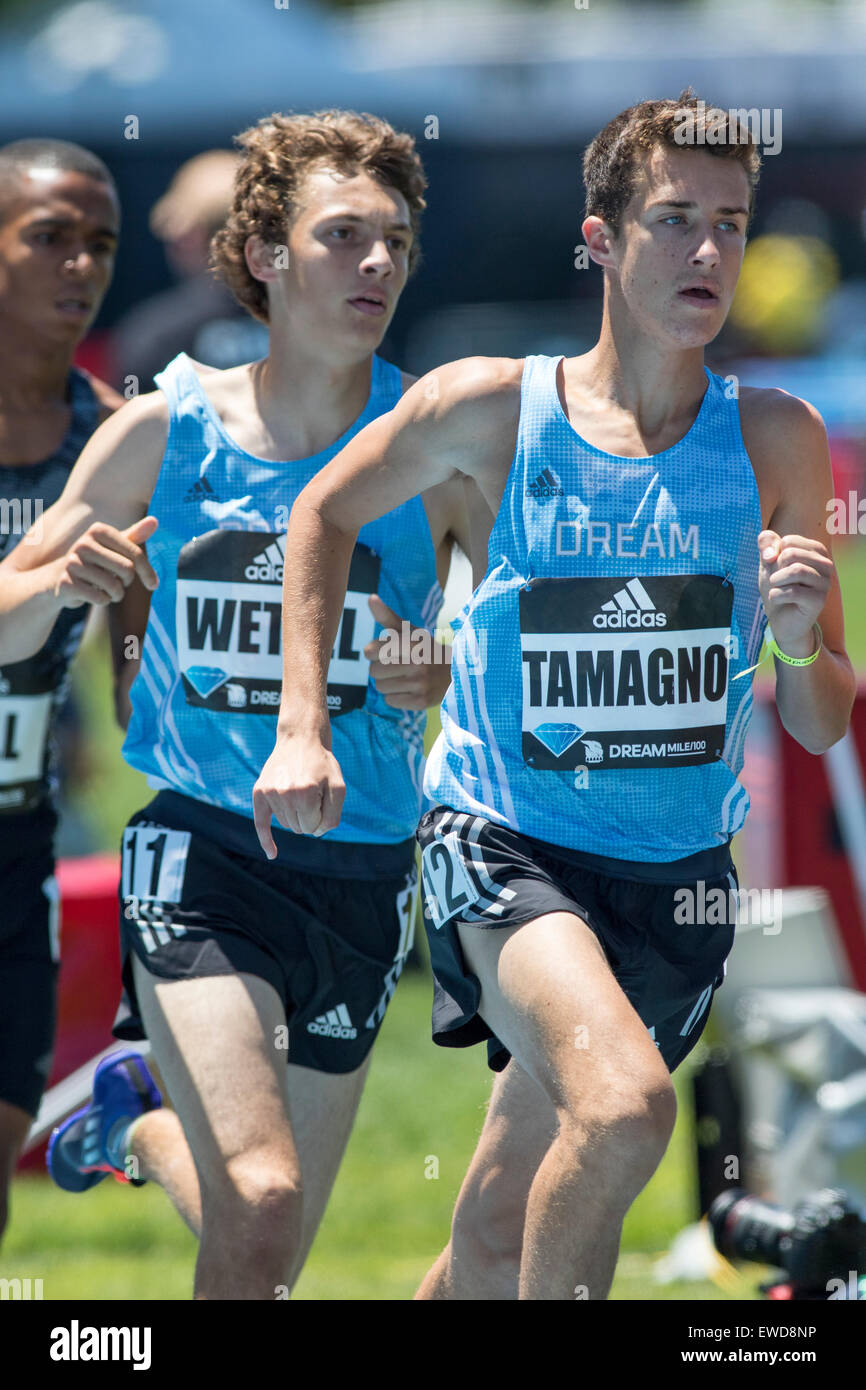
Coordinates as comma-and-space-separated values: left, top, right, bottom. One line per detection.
306, 1003, 357, 1040
593, 577, 667, 629
244, 535, 286, 582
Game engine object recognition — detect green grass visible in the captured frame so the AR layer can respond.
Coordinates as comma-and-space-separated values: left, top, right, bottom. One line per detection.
833, 541, 866, 668
4, 974, 763, 1301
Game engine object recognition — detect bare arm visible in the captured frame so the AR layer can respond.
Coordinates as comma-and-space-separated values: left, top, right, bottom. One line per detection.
363, 472, 483, 714
0, 393, 166, 663
106, 576, 153, 730
252, 356, 520, 855
752, 393, 855, 753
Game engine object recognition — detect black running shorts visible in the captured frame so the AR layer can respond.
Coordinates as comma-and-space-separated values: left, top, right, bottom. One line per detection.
114, 792, 417, 1075
0, 840, 60, 1115
417, 806, 737, 1074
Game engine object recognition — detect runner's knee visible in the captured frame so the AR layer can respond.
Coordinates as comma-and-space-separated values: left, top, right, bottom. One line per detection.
452, 1161, 527, 1267
202, 1155, 304, 1239
558, 1076, 677, 1191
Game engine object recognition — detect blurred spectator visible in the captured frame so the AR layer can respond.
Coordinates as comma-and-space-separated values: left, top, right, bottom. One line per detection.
110, 150, 268, 391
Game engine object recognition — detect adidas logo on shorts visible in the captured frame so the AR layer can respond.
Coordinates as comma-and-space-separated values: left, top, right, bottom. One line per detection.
592, 577, 667, 629
244, 534, 286, 583
306, 1003, 357, 1040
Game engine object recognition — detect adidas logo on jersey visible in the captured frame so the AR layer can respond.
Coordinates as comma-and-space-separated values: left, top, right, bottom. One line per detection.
244, 534, 286, 582
527, 468, 564, 500
306, 1003, 357, 1040
183, 477, 220, 504
592, 577, 667, 629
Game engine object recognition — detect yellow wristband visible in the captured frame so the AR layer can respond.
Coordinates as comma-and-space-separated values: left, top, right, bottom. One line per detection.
766, 622, 822, 667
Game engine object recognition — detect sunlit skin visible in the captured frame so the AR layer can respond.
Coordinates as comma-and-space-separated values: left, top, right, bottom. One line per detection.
587, 143, 750, 351
245, 166, 413, 377
572, 145, 751, 456
0, 169, 119, 350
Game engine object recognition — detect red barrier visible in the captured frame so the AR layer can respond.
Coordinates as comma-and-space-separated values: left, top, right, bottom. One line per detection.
743, 680, 866, 990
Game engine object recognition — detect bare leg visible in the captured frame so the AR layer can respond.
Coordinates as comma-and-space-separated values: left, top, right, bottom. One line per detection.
132, 958, 303, 1300
127, 1106, 201, 1235
283, 1056, 372, 1291
416, 1059, 557, 1300
455, 912, 677, 1300
123, 1018, 374, 1285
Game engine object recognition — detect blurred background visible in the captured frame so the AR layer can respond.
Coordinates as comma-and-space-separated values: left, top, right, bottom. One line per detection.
4, 0, 866, 1300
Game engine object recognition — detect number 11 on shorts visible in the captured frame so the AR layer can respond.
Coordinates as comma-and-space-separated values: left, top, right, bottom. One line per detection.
122, 824, 191, 905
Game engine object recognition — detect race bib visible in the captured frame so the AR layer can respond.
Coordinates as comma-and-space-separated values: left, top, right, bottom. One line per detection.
520, 574, 733, 771
421, 832, 485, 929
176, 530, 380, 716
0, 658, 54, 813
121, 822, 191, 952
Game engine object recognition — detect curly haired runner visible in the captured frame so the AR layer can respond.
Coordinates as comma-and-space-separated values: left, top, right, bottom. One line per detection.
0, 111, 473, 1299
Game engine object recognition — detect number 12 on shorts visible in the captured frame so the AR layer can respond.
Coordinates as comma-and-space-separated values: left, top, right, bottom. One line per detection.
122, 825, 191, 906
421, 833, 482, 930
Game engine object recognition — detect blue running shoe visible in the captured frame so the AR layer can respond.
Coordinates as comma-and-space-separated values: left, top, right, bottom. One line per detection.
47, 1049, 162, 1193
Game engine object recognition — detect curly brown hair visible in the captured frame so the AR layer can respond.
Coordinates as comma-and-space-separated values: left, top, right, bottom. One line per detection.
211, 110, 427, 323
583, 90, 762, 238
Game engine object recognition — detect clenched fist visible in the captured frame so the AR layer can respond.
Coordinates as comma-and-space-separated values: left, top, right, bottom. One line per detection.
757, 529, 833, 656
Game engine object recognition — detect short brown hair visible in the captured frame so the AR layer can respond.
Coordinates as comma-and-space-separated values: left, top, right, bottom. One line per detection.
211, 110, 427, 323
583, 90, 761, 237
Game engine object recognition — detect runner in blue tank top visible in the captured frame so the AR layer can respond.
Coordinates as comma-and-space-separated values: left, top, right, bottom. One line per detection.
0, 138, 123, 1247
0, 112, 472, 1298
258, 95, 856, 1301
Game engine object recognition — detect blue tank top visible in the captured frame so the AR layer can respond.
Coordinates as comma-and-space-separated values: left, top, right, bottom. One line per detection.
123, 353, 443, 852
0, 368, 99, 842
425, 354, 766, 861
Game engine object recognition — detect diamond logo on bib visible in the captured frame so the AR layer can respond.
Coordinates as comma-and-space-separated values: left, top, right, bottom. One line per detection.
532, 723, 585, 757
520, 573, 733, 771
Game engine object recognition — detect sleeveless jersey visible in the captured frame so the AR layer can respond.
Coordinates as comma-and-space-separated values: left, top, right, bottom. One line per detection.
122, 353, 443, 848
0, 368, 99, 839
425, 354, 766, 861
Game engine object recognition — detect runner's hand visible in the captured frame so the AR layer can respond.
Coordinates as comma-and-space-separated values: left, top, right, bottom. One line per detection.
757, 530, 833, 653
253, 737, 346, 858
365, 594, 452, 710
51, 516, 159, 609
